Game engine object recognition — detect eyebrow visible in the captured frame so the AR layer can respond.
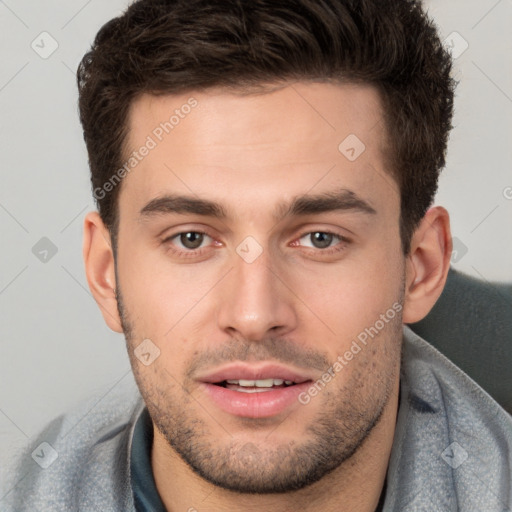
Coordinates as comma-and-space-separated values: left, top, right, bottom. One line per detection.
140, 195, 227, 218
279, 189, 377, 219
139, 189, 377, 221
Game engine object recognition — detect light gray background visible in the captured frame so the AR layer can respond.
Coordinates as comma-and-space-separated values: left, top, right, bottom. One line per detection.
1, 0, 511, 495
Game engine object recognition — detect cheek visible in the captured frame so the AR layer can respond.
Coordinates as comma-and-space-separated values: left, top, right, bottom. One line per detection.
116, 240, 224, 338
293, 253, 402, 333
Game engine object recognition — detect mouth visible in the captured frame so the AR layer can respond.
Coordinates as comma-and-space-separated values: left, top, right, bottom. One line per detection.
197, 364, 314, 418
214, 378, 300, 393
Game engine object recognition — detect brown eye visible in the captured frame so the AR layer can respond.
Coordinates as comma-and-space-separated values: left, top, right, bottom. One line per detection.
178, 232, 205, 249
163, 230, 220, 259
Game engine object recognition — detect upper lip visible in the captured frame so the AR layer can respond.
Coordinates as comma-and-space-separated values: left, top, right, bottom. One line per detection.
197, 363, 315, 384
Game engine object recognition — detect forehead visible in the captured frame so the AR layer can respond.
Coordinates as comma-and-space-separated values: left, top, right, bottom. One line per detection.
120, 82, 397, 218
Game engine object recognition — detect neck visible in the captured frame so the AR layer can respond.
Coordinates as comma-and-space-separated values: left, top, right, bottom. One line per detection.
152, 375, 399, 512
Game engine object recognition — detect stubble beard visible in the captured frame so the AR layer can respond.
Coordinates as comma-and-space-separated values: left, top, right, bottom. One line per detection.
116, 283, 403, 494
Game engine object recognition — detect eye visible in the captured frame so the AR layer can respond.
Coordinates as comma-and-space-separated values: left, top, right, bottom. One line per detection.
298, 231, 344, 249
169, 231, 212, 250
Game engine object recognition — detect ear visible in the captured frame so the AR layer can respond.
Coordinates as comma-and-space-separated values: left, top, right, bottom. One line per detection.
82, 211, 123, 333
402, 206, 452, 324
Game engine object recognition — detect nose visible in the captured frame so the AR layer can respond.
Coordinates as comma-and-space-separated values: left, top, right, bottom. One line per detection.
216, 246, 298, 342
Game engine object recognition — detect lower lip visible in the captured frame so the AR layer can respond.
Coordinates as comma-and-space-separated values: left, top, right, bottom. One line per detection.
200, 382, 311, 418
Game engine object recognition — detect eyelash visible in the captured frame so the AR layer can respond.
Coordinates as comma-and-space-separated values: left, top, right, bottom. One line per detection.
162, 230, 351, 257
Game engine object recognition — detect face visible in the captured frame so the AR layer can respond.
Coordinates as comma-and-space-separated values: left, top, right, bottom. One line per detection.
115, 82, 405, 493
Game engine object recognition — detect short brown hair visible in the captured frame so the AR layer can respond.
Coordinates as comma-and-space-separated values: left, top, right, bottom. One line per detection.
77, 0, 456, 254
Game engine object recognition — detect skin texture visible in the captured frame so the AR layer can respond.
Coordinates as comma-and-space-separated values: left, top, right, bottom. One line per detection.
83, 82, 452, 512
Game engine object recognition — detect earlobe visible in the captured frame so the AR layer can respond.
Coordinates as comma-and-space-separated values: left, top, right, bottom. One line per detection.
402, 206, 452, 324
82, 211, 123, 333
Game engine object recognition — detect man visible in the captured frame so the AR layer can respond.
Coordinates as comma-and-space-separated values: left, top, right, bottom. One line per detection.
3, 0, 511, 510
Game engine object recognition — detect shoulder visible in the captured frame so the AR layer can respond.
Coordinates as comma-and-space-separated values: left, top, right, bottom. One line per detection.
1, 373, 143, 512
402, 325, 512, 432
385, 326, 512, 511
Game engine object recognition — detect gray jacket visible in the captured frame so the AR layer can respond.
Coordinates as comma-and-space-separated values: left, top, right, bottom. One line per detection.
2, 326, 511, 511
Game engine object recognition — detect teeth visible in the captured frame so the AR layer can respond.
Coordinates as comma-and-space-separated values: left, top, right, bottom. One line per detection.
225, 378, 291, 387
235, 387, 274, 393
